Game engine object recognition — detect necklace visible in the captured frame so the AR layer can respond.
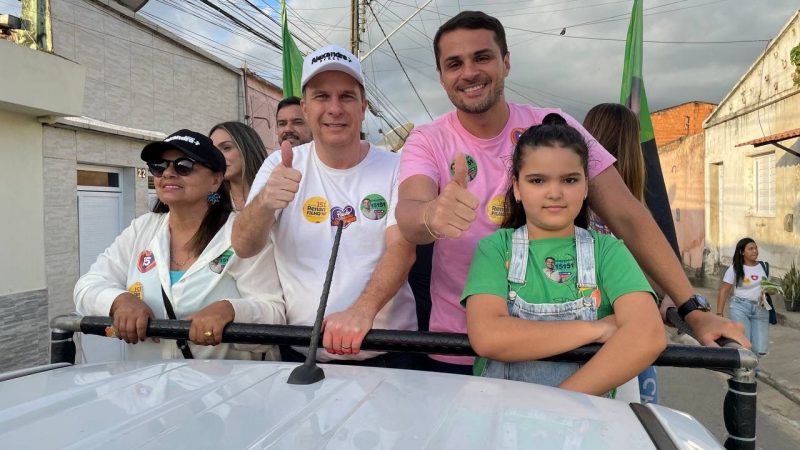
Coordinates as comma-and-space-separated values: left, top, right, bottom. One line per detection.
170, 254, 192, 267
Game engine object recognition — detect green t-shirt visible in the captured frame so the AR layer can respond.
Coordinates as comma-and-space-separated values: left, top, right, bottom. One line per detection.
461, 228, 655, 318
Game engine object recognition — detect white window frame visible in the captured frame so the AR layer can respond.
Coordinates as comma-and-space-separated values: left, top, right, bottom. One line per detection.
751, 153, 776, 217
77, 164, 123, 193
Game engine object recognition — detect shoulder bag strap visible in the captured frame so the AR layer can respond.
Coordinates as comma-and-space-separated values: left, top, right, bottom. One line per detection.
161, 287, 194, 359
758, 261, 769, 277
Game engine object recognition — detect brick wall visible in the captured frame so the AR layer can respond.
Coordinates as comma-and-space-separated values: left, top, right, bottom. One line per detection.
651, 102, 716, 148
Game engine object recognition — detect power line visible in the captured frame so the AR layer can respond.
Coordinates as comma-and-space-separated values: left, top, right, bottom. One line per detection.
195, 0, 281, 50
367, 1, 433, 120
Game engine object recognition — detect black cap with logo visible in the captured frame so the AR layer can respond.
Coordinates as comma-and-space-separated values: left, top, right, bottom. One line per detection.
141, 129, 226, 173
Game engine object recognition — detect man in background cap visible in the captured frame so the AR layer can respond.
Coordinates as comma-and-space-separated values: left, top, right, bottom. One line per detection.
275, 96, 313, 150
233, 45, 419, 368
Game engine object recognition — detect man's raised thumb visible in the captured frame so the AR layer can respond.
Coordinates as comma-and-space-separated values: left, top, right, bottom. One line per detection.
280, 140, 294, 168
453, 152, 469, 188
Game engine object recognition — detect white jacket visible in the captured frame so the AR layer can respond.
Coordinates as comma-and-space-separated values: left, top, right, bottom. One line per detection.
74, 212, 285, 360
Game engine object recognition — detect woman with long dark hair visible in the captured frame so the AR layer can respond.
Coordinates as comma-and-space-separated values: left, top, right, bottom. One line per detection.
75, 130, 284, 360
209, 122, 269, 211
717, 238, 770, 356
583, 103, 661, 404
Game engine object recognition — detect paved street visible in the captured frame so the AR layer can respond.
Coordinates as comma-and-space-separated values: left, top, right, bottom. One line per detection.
659, 362, 800, 449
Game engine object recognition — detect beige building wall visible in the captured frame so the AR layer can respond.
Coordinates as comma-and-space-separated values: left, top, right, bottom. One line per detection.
0, 110, 46, 292
0, 36, 84, 371
704, 12, 800, 275
246, 73, 283, 152
660, 134, 707, 272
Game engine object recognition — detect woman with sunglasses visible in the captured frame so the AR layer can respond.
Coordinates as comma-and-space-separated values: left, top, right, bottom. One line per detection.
209, 122, 269, 212
74, 129, 285, 360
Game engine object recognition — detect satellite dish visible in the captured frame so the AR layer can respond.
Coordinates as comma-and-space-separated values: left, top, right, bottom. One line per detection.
113, 0, 150, 12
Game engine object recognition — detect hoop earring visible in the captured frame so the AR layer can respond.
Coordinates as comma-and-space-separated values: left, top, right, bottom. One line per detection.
207, 191, 221, 205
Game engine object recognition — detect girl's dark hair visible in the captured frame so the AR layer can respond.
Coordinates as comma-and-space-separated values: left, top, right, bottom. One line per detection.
151, 161, 233, 257
209, 121, 268, 189
501, 113, 590, 230
732, 237, 756, 287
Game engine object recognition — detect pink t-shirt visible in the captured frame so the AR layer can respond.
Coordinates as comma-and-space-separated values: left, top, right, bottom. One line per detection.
399, 103, 616, 365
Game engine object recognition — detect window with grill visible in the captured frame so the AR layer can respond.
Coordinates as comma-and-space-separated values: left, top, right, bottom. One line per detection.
752, 153, 775, 216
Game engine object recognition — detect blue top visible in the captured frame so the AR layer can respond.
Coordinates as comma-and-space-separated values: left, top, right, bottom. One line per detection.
169, 271, 185, 285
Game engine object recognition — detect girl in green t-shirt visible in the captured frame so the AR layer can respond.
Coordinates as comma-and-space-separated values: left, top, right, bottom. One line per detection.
462, 113, 665, 398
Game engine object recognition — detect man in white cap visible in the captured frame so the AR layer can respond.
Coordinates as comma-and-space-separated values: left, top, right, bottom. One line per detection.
232, 45, 419, 368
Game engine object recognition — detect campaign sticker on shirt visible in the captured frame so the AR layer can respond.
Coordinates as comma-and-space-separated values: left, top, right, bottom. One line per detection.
209, 248, 234, 274
137, 250, 156, 273
331, 205, 357, 228
486, 196, 508, 225
303, 196, 330, 223
127, 281, 144, 301
448, 154, 478, 182
511, 127, 526, 145
360, 194, 387, 220
543, 255, 575, 284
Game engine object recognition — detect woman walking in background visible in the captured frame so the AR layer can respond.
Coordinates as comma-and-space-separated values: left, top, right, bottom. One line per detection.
210, 122, 269, 211
717, 238, 771, 357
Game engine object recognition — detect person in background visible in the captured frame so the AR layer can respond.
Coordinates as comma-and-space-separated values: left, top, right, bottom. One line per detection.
210, 122, 269, 212
75, 130, 284, 360
583, 103, 661, 404
463, 114, 665, 400
276, 96, 313, 148
717, 238, 771, 358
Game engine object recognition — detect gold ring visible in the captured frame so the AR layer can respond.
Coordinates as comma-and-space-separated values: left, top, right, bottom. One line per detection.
203, 331, 213, 337
341, 346, 351, 349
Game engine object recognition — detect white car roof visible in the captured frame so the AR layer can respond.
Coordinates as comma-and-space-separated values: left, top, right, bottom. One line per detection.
0, 360, 721, 449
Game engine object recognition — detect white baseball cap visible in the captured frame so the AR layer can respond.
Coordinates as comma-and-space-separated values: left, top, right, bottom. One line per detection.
301, 44, 365, 91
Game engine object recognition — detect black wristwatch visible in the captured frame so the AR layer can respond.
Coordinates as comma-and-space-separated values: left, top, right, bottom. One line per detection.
677, 294, 711, 320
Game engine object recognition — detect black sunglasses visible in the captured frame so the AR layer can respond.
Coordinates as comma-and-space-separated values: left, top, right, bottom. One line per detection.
147, 157, 201, 177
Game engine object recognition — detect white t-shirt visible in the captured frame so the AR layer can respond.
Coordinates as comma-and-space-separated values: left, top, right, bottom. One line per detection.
248, 142, 417, 361
722, 263, 767, 301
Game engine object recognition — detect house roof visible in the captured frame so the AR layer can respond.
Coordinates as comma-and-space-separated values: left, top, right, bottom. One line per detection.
703, 10, 800, 128
650, 101, 717, 115
735, 127, 800, 147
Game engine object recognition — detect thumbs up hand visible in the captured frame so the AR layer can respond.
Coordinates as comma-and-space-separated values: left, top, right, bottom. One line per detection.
258, 140, 302, 211
426, 152, 479, 239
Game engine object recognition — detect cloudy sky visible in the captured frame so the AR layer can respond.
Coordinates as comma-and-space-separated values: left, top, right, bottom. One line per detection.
5, 0, 796, 137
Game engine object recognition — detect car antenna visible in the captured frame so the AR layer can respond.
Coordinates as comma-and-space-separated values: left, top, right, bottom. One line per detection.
287, 219, 346, 385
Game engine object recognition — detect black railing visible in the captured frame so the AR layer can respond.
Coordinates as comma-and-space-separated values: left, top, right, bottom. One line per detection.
50, 314, 758, 450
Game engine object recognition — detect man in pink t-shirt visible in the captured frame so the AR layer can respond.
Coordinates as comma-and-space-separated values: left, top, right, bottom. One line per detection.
397, 11, 749, 374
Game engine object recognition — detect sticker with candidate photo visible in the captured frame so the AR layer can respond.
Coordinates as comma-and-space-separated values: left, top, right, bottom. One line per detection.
360, 194, 388, 220
448, 154, 478, 182
542, 256, 575, 284
209, 249, 234, 274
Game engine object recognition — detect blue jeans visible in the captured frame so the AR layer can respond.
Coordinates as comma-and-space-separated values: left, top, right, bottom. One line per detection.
729, 297, 769, 356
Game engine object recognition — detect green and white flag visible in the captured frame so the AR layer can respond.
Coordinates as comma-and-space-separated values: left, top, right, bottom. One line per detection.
281, 0, 304, 98
620, 0, 679, 255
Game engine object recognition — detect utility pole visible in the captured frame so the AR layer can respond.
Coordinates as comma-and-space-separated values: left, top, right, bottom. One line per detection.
350, 0, 360, 56
351, 0, 367, 56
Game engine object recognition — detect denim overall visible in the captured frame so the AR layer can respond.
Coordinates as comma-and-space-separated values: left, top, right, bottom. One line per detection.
482, 226, 609, 394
